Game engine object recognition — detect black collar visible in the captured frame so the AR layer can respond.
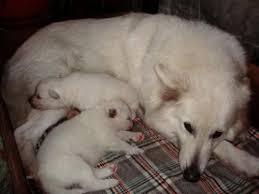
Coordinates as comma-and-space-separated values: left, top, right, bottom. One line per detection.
34, 117, 67, 154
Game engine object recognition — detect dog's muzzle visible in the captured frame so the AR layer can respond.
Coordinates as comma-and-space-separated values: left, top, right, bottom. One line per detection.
183, 164, 201, 182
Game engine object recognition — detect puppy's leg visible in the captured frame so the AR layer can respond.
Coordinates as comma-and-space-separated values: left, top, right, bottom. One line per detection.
41, 156, 118, 194
214, 141, 259, 177
226, 108, 249, 142
94, 164, 117, 179
81, 177, 119, 192
41, 177, 86, 194
15, 109, 67, 145
108, 138, 144, 155
71, 160, 118, 192
15, 109, 66, 175
15, 109, 42, 135
117, 131, 145, 142
26, 109, 67, 144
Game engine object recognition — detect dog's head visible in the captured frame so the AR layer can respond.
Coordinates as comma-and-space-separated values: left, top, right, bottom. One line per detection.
145, 63, 250, 182
29, 78, 66, 110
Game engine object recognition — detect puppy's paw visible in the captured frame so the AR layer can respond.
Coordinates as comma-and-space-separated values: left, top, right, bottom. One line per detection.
130, 103, 145, 119
243, 157, 259, 177
107, 163, 118, 173
66, 108, 81, 119
106, 178, 119, 188
95, 165, 117, 178
131, 132, 145, 142
126, 146, 144, 155
227, 152, 259, 177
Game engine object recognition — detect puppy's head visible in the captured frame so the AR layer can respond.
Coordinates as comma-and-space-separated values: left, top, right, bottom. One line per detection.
101, 99, 134, 131
29, 78, 65, 110
145, 63, 250, 182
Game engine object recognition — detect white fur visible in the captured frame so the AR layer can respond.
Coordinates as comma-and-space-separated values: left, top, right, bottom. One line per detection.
15, 72, 141, 174
36, 100, 143, 194
31, 72, 142, 113
2, 13, 258, 179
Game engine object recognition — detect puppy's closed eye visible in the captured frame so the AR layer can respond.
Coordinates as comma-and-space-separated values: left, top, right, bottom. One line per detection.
108, 109, 117, 118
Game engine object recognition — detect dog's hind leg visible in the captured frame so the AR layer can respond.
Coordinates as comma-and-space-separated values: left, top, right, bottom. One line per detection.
214, 141, 259, 177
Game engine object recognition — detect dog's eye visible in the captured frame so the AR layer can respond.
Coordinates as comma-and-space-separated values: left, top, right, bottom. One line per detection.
184, 122, 194, 134
210, 131, 223, 139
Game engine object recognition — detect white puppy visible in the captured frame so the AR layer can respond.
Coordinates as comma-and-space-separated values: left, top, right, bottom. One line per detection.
30, 72, 142, 113
3, 13, 258, 181
36, 99, 144, 194
15, 72, 142, 174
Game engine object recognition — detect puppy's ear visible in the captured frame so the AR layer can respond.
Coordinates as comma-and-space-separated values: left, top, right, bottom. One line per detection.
154, 64, 187, 101
108, 108, 117, 118
48, 89, 60, 99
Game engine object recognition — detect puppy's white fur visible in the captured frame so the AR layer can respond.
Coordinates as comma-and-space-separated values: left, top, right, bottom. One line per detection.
36, 99, 143, 194
2, 13, 258, 179
15, 72, 141, 174
31, 72, 141, 113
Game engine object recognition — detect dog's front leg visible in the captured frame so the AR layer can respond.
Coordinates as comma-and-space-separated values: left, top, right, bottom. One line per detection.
214, 140, 259, 177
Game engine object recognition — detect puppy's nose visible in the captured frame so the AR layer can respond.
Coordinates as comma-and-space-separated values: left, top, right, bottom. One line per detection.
28, 96, 37, 108
28, 96, 34, 105
183, 166, 201, 182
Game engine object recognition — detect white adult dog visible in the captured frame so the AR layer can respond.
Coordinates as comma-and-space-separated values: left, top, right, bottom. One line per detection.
36, 99, 144, 194
15, 72, 143, 174
2, 13, 258, 182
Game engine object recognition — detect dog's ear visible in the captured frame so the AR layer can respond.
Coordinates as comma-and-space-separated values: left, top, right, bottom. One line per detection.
48, 89, 60, 99
154, 64, 187, 101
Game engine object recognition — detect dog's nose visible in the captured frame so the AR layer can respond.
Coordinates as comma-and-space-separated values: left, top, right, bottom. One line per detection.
183, 167, 201, 182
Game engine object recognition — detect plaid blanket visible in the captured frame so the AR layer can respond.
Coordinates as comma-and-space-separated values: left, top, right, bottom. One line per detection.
89, 118, 259, 194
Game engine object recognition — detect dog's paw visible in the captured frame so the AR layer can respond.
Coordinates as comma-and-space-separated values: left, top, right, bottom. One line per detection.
126, 146, 144, 155
131, 132, 145, 142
